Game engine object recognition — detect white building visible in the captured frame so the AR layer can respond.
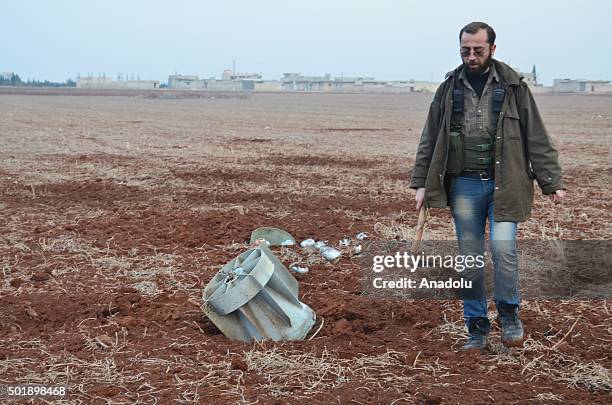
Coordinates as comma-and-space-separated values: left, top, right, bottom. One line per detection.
77, 76, 159, 89
168, 75, 206, 89
553, 79, 612, 93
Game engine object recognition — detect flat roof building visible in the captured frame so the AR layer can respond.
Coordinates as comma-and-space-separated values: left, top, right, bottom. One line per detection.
553, 79, 612, 93
168, 75, 206, 89
77, 76, 159, 89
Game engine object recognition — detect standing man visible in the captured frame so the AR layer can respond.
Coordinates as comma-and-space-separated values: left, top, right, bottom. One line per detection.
410, 22, 565, 350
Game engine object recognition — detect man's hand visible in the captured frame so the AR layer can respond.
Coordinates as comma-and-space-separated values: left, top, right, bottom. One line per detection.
550, 189, 566, 203
415, 187, 426, 210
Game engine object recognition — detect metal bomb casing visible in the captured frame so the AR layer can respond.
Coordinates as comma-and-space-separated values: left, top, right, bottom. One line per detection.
202, 245, 316, 341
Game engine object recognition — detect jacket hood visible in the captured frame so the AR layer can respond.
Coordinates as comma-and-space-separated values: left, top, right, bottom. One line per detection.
445, 59, 522, 86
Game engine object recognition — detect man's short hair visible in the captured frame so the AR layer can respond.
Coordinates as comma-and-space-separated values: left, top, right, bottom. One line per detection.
459, 22, 496, 45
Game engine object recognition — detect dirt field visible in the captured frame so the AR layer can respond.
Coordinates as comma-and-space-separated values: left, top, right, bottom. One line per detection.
0, 88, 610, 404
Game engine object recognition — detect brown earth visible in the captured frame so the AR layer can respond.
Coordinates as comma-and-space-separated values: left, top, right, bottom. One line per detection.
0, 89, 610, 404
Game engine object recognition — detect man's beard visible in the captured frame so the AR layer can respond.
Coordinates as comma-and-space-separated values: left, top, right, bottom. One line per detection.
464, 54, 493, 75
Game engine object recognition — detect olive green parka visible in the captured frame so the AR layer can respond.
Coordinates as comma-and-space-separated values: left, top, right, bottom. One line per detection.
409, 59, 564, 222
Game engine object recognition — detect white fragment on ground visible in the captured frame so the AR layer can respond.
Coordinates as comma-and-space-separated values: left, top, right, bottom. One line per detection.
281, 239, 295, 246
314, 241, 327, 249
300, 238, 316, 248
354, 244, 362, 255
356, 232, 368, 240
321, 247, 341, 261
290, 265, 309, 274
300, 237, 345, 261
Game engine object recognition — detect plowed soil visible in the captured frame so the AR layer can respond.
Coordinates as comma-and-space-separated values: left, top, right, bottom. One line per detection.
0, 89, 610, 404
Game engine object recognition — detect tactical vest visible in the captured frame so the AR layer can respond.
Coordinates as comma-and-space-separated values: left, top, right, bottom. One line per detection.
446, 70, 505, 175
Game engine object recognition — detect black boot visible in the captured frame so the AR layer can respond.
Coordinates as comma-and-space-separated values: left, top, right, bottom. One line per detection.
496, 302, 524, 347
462, 317, 490, 351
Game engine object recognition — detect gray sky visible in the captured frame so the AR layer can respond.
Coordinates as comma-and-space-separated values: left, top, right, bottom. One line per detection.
2, 0, 610, 85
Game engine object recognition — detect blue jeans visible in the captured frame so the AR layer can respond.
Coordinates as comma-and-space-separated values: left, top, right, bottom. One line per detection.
449, 176, 520, 325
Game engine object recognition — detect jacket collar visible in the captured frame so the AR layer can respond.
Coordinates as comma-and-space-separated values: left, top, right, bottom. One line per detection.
445, 59, 522, 86
457, 61, 500, 85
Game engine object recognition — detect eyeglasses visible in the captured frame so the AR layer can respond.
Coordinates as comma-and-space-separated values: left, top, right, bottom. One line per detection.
460, 47, 488, 57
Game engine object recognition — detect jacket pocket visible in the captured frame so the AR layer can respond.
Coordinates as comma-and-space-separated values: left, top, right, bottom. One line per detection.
447, 131, 463, 175
503, 110, 521, 140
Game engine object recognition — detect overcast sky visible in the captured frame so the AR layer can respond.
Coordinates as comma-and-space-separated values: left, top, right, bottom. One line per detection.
2, 0, 610, 85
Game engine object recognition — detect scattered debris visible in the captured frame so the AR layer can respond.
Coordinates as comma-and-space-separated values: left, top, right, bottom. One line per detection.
305, 240, 342, 261
321, 247, 341, 261
300, 238, 316, 248
290, 265, 309, 274
300, 234, 370, 262
314, 240, 327, 249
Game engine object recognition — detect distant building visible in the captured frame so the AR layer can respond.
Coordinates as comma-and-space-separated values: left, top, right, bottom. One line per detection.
409, 80, 440, 93
205, 69, 263, 90
205, 80, 257, 91
76, 77, 113, 88
281, 73, 334, 91
167, 71, 264, 91
582, 80, 612, 93
254, 81, 282, 92
168, 75, 206, 89
553, 79, 612, 93
280, 73, 439, 93
77, 76, 159, 89
221, 69, 262, 81
116, 80, 159, 90
333, 76, 379, 92
553, 79, 580, 93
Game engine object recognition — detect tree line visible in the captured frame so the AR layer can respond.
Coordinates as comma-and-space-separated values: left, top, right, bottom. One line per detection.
0, 73, 76, 87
